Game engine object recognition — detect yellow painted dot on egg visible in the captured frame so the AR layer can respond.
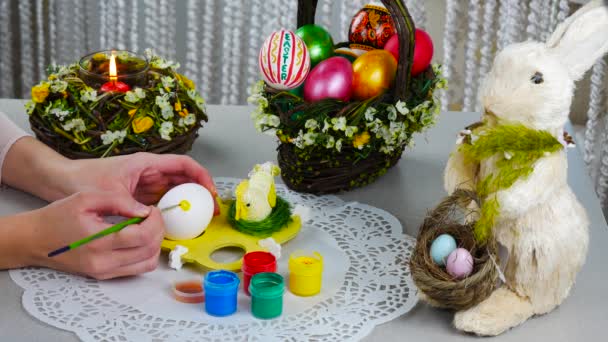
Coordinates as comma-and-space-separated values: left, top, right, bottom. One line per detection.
179, 200, 191, 212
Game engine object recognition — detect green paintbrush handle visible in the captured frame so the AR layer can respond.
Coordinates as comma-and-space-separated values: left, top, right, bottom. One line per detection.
68, 217, 144, 249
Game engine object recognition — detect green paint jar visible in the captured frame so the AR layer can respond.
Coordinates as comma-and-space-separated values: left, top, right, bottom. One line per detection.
249, 272, 285, 320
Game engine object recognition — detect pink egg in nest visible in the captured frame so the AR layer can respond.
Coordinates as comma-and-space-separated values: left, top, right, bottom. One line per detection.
446, 248, 474, 279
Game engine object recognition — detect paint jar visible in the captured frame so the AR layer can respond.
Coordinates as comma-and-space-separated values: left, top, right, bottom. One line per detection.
242, 251, 277, 296
249, 272, 285, 319
203, 270, 240, 317
172, 279, 205, 304
288, 251, 323, 296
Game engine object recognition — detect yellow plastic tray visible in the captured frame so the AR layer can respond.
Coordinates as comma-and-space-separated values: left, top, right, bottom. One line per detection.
161, 199, 301, 271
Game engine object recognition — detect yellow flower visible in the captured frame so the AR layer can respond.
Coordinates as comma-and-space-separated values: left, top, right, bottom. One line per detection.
31, 83, 50, 103
132, 116, 154, 134
353, 131, 371, 149
174, 100, 182, 112
179, 108, 189, 118
48, 75, 57, 81
61, 91, 68, 98
178, 74, 195, 89
128, 108, 137, 117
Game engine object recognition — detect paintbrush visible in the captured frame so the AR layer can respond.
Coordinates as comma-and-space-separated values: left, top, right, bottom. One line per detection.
47, 201, 187, 257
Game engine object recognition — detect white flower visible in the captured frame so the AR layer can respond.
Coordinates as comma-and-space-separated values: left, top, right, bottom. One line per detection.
80, 88, 98, 103
331, 117, 347, 131
144, 48, 154, 60
364, 107, 377, 121
345, 126, 358, 138
387, 105, 397, 121
50, 80, 68, 93
249, 80, 265, 96
179, 113, 197, 127
267, 115, 280, 128
160, 121, 174, 140
380, 145, 395, 154
396, 101, 409, 115
155, 95, 174, 119
151, 57, 180, 69
367, 119, 383, 134
325, 135, 335, 148
161, 76, 175, 90
322, 120, 331, 133
305, 119, 319, 130
101, 130, 126, 145
303, 132, 318, 146
293, 130, 305, 149
62, 118, 86, 132
187, 89, 206, 111
389, 121, 405, 136
125, 88, 146, 103
50, 108, 70, 121
335, 139, 343, 152
24, 101, 36, 115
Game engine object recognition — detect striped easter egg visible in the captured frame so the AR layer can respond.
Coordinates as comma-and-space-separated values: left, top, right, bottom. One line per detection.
259, 29, 311, 90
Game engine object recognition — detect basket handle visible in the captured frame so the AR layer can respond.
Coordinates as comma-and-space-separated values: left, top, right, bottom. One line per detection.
419, 189, 480, 236
296, 0, 415, 101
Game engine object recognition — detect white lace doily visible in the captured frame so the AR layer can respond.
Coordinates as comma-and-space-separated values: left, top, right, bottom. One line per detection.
10, 177, 418, 342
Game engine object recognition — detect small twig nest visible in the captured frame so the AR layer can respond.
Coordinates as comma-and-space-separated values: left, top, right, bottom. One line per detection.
410, 189, 499, 310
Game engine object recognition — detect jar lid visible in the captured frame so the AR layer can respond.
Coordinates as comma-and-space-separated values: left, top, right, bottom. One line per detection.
288, 251, 323, 276
172, 279, 205, 304
249, 272, 285, 299
243, 251, 277, 274
204, 270, 240, 295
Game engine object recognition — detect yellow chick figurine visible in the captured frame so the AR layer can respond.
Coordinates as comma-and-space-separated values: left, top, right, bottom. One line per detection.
235, 162, 281, 222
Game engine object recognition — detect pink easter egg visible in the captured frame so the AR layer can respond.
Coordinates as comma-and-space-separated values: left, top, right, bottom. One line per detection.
446, 248, 474, 279
384, 34, 399, 62
259, 29, 311, 90
303, 56, 353, 102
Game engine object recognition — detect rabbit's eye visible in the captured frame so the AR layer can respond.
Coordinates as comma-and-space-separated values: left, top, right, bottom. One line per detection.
246, 203, 251, 207
531, 72, 544, 84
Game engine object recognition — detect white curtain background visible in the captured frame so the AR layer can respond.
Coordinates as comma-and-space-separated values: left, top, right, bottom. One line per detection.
0, 0, 606, 215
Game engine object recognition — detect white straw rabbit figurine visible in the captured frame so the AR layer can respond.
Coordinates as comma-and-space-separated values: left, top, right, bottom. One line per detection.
444, 0, 608, 336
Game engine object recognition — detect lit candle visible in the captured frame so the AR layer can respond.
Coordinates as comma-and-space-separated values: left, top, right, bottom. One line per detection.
100, 51, 131, 93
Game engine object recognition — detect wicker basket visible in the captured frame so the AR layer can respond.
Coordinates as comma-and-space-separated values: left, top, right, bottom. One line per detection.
29, 113, 201, 159
409, 189, 499, 311
259, 0, 440, 194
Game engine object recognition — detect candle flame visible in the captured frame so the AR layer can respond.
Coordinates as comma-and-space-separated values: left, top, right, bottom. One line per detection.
109, 51, 117, 83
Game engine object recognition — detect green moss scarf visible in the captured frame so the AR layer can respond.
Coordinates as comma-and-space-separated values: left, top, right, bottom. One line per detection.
459, 123, 563, 243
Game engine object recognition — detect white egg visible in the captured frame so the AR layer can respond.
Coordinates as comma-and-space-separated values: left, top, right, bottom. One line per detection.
158, 183, 214, 240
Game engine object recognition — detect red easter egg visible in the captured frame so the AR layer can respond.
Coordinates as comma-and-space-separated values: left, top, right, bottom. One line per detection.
384, 30, 434, 76
384, 34, 399, 61
412, 29, 434, 76
349, 4, 396, 51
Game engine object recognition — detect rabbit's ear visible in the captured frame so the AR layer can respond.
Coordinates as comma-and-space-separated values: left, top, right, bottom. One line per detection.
546, 0, 608, 80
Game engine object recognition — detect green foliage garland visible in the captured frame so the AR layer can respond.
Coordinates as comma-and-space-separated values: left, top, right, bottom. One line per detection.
460, 123, 563, 243
227, 196, 293, 237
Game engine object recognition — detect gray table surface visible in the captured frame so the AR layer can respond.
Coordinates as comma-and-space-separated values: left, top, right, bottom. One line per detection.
1, 99, 606, 341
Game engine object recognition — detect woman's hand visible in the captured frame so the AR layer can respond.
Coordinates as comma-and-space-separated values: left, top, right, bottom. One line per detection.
1, 191, 165, 278
68, 152, 219, 213
16, 191, 166, 279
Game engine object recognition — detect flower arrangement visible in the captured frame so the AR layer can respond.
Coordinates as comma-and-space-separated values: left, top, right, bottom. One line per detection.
26, 49, 207, 158
249, 64, 445, 155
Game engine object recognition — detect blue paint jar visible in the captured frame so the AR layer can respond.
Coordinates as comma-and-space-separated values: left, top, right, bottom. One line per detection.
203, 270, 240, 317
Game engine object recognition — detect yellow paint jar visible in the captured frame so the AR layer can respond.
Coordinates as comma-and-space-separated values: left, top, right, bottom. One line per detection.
288, 251, 323, 296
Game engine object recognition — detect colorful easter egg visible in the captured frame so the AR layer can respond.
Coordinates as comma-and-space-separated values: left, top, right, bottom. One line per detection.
304, 56, 353, 102
349, 4, 396, 51
446, 248, 474, 279
412, 29, 434, 76
259, 29, 311, 90
352, 49, 397, 100
296, 24, 335, 67
384, 34, 399, 61
334, 47, 360, 63
429, 234, 457, 266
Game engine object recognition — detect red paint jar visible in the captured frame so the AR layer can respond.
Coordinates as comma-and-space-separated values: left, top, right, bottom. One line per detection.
242, 251, 277, 296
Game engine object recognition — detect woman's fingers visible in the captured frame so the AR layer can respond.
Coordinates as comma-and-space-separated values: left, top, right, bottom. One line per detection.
91, 249, 161, 280
78, 191, 151, 218
108, 207, 165, 250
